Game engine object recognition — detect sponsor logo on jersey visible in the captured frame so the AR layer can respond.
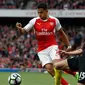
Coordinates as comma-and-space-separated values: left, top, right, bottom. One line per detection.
35, 28, 53, 35
36, 31, 53, 35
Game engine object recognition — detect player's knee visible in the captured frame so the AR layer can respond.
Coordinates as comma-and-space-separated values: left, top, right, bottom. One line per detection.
47, 69, 53, 73
45, 63, 54, 73
46, 67, 53, 73
53, 63, 62, 70
53, 59, 68, 70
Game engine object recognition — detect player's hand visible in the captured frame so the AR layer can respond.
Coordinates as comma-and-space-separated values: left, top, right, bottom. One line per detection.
15, 22, 23, 39
65, 45, 72, 51
59, 50, 67, 55
16, 22, 22, 29
59, 50, 69, 59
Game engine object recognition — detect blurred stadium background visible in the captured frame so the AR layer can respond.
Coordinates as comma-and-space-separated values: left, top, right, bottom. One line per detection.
0, 0, 85, 85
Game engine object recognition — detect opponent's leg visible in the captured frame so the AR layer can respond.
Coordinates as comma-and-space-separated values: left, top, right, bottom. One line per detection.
64, 70, 79, 80
61, 77, 70, 85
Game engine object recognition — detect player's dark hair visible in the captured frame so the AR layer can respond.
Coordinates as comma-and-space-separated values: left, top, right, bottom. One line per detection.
37, 3, 48, 10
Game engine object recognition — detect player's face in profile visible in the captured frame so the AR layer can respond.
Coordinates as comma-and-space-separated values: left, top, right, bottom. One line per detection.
38, 8, 48, 20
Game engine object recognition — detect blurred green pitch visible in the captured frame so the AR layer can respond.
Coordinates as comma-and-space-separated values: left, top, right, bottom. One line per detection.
0, 72, 77, 85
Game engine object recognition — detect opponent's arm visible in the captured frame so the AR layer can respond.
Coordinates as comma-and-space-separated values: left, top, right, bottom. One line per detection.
60, 48, 83, 55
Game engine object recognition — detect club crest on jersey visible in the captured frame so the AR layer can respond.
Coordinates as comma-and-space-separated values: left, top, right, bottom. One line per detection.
50, 22, 54, 26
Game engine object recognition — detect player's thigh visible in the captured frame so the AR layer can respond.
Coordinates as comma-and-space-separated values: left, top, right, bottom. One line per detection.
49, 45, 61, 60
67, 57, 79, 71
78, 57, 85, 84
53, 59, 69, 70
38, 51, 52, 67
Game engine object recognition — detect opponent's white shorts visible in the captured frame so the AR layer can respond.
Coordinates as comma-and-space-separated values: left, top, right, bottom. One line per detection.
38, 45, 61, 67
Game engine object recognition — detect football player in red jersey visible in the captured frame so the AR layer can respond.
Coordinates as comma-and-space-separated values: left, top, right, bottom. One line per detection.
16, 3, 72, 85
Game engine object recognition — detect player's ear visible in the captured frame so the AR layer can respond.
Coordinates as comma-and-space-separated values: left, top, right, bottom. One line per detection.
46, 9, 48, 13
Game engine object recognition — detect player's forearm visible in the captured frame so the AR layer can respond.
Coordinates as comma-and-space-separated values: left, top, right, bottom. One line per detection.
66, 49, 83, 55
18, 27, 27, 34
13, 28, 26, 41
59, 29, 70, 46
62, 33, 70, 46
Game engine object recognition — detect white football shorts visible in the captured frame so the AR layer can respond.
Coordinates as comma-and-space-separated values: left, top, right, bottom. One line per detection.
38, 45, 60, 67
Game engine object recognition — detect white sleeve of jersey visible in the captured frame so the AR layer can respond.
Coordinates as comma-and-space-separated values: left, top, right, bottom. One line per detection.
55, 18, 62, 31
23, 18, 36, 32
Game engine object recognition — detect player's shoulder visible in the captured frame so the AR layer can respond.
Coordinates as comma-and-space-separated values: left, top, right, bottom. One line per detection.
31, 17, 40, 21
30, 17, 40, 23
49, 15, 59, 21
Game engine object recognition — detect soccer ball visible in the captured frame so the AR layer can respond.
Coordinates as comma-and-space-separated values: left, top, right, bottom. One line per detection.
8, 73, 22, 85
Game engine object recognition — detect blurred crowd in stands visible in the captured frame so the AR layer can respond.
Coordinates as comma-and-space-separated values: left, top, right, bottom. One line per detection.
0, 0, 85, 9
31, 0, 85, 9
0, 25, 42, 69
0, 24, 85, 69
0, 0, 27, 9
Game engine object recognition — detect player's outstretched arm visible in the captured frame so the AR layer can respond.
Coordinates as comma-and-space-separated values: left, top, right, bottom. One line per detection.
15, 18, 35, 40
13, 22, 27, 40
60, 49, 83, 56
16, 22, 27, 34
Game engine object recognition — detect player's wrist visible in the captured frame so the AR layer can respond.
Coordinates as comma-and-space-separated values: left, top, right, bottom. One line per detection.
67, 45, 72, 49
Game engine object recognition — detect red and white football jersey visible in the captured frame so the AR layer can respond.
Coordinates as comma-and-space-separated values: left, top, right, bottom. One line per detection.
24, 16, 62, 52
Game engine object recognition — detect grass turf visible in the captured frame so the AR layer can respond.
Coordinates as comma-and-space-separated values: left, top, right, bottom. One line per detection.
0, 72, 77, 85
